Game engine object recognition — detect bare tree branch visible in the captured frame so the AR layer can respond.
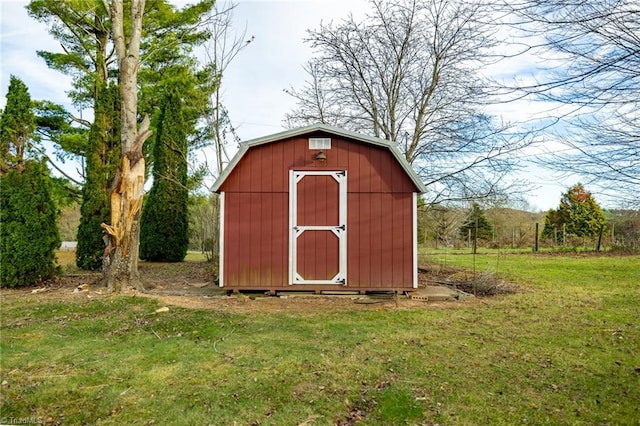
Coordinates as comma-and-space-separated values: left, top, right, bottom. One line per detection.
286, 0, 529, 204
201, 1, 254, 177
496, 0, 640, 206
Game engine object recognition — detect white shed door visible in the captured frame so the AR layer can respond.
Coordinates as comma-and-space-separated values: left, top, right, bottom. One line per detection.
289, 171, 347, 285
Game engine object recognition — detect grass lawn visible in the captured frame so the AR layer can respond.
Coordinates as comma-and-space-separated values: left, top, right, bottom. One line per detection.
1, 253, 639, 425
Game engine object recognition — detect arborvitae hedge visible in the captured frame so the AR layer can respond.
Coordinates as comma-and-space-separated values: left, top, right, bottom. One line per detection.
140, 91, 189, 262
76, 83, 120, 270
75, 170, 110, 270
1, 161, 61, 287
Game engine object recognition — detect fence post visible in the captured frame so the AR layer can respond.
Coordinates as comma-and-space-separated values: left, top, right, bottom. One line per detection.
534, 222, 539, 252
473, 218, 478, 255
596, 225, 604, 252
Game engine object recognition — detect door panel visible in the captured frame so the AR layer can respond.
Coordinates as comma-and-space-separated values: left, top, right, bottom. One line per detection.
296, 230, 340, 281
296, 175, 339, 226
289, 171, 346, 285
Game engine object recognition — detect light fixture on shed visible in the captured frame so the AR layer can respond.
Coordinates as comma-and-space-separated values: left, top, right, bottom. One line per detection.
315, 150, 327, 161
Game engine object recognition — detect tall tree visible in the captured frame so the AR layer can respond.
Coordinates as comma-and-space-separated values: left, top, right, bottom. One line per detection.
0, 77, 60, 287
541, 183, 606, 240
138, 0, 215, 130
140, 91, 189, 262
0, 76, 36, 173
99, 0, 151, 292
27, 0, 215, 113
27, 1, 112, 108
286, 0, 529, 203
28, 0, 119, 270
76, 82, 121, 270
1, 161, 61, 287
501, 0, 640, 207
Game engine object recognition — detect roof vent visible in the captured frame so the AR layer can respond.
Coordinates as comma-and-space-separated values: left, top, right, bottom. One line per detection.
309, 137, 331, 150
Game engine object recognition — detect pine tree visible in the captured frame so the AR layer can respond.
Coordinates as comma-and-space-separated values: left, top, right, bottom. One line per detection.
541, 208, 565, 241
76, 83, 121, 270
28, 1, 216, 290
140, 91, 189, 262
0, 77, 60, 287
1, 76, 35, 173
459, 202, 494, 241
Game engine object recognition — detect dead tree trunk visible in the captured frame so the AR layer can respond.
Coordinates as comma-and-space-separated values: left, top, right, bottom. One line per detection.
100, 0, 151, 292
101, 143, 147, 291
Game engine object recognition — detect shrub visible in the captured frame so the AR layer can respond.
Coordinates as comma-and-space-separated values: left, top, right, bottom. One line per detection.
75, 82, 120, 270
140, 91, 188, 262
1, 161, 61, 287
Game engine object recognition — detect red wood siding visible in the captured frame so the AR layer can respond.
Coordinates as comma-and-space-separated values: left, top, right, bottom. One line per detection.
223, 192, 288, 286
220, 131, 417, 290
347, 192, 413, 288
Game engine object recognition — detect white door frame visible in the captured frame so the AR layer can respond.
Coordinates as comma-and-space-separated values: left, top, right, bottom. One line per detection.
218, 191, 225, 287
289, 170, 347, 285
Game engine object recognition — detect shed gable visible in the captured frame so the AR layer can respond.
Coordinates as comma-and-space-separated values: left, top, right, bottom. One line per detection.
218, 132, 418, 194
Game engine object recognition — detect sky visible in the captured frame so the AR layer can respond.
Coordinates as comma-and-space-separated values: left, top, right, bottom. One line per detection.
0, 0, 586, 211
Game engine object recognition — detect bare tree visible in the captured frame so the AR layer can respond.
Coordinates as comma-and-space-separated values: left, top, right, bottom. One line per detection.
203, 1, 253, 176
286, 0, 530, 203
499, 0, 640, 207
101, 0, 152, 292
194, 2, 253, 268
420, 205, 466, 248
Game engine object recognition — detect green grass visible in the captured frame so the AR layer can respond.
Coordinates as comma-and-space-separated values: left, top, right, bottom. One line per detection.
2, 253, 639, 425
183, 251, 209, 262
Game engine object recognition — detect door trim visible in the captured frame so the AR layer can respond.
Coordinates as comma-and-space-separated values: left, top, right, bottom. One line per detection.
218, 191, 225, 288
289, 170, 347, 285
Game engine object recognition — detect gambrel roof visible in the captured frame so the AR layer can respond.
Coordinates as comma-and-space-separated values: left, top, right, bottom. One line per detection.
213, 123, 426, 193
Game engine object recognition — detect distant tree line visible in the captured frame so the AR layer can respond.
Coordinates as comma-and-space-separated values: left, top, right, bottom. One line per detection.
419, 184, 639, 252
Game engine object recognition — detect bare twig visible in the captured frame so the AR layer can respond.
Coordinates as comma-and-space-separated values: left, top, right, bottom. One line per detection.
150, 328, 162, 340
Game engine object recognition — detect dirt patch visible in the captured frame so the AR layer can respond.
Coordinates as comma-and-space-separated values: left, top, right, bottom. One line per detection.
1, 261, 517, 313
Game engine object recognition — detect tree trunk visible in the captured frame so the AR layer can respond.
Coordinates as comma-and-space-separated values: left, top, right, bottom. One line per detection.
101, 153, 145, 291
101, 0, 150, 292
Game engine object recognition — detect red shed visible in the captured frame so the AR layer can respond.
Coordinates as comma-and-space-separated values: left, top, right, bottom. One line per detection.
213, 124, 426, 294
